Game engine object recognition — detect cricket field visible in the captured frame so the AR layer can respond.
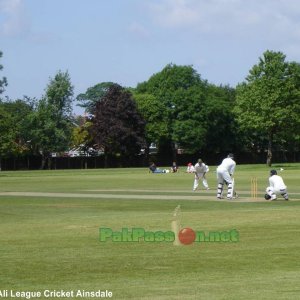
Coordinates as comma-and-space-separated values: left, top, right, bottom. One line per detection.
0, 164, 299, 299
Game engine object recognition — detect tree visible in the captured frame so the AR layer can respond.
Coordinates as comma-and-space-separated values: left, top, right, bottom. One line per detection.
26, 99, 73, 168
26, 71, 75, 168
0, 51, 8, 96
0, 104, 16, 170
135, 64, 208, 157
91, 84, 145, 165
70, 116, 93, 152
77, 82, 114, 113
46, 70, 74, 117
204, 84, 240, 154
0, 99, 33, 169
235, 50, 300, 166
132, 92, 168, 154
280, 61, 300, 158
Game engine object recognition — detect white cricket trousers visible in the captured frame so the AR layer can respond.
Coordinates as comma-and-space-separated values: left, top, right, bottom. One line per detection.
193, 173, 209, 190
216, 167, 233, 199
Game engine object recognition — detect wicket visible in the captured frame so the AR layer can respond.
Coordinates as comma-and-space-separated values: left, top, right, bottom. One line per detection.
251, 177, 258, 200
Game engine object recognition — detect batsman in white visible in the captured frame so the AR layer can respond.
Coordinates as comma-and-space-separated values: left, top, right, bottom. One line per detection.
193, 159, 210, 191
216, 153, 236, 199
265, 170, 289, 201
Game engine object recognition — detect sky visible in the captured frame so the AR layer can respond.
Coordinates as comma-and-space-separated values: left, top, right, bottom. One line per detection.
1, 0, 300, 114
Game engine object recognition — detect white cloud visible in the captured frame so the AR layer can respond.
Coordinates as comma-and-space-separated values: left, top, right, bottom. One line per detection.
147, 0, 201, 28
143, 0, 300, 78
0, 0, 21, 13
146, 0, 300, 40
0, 0, 30, 36
128, 22, 150, 38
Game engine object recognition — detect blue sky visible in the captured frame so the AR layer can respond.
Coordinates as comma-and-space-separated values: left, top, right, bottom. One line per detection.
1, 0, 300, 114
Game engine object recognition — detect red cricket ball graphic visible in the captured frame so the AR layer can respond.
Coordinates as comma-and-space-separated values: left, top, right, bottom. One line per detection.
178, 227, 196, 245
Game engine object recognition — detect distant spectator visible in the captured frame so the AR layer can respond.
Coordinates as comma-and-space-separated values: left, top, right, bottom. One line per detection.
171, 161, 179, 173
149, 162, 157, 173
149, 162, 167, 173
186, 163, 195, 173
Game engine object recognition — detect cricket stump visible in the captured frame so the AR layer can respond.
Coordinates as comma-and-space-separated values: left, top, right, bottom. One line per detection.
171, 205, 181, 246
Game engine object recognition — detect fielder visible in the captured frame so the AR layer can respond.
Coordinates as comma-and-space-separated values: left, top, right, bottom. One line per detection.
216, 153, 236, 199
265, 170, 289, 201
186, 163, 195, 173
193, 159, 210, 191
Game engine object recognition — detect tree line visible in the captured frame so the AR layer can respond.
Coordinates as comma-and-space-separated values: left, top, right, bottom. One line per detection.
0, 49, 299, 169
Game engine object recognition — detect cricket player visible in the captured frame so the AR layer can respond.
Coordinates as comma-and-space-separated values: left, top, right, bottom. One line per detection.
186, 163, 195, 173
265, 170, 289, 201
216, 153, 236, 199
193, 159, 210, 191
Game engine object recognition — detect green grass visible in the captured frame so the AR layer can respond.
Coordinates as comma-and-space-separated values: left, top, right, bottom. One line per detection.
0, 164, 299, 299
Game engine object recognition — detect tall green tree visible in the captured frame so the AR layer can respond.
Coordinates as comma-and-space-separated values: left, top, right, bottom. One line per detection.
26, 99, 74, 168
26, 71, 75, 168
91, 84, 145, 165
0, 104, 16, 170
135, 64, 208, 157
0, 99, 33, 169
235, 50, 300, 166
46, 70, 74, 117
204, 84, 240, 154
132, 92, 168, 153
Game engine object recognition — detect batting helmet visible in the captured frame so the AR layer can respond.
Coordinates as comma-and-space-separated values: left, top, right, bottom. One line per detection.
270, 170, 277, 176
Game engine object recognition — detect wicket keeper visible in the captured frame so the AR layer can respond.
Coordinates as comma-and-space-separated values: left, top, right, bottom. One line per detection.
265, 170, 289, 201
